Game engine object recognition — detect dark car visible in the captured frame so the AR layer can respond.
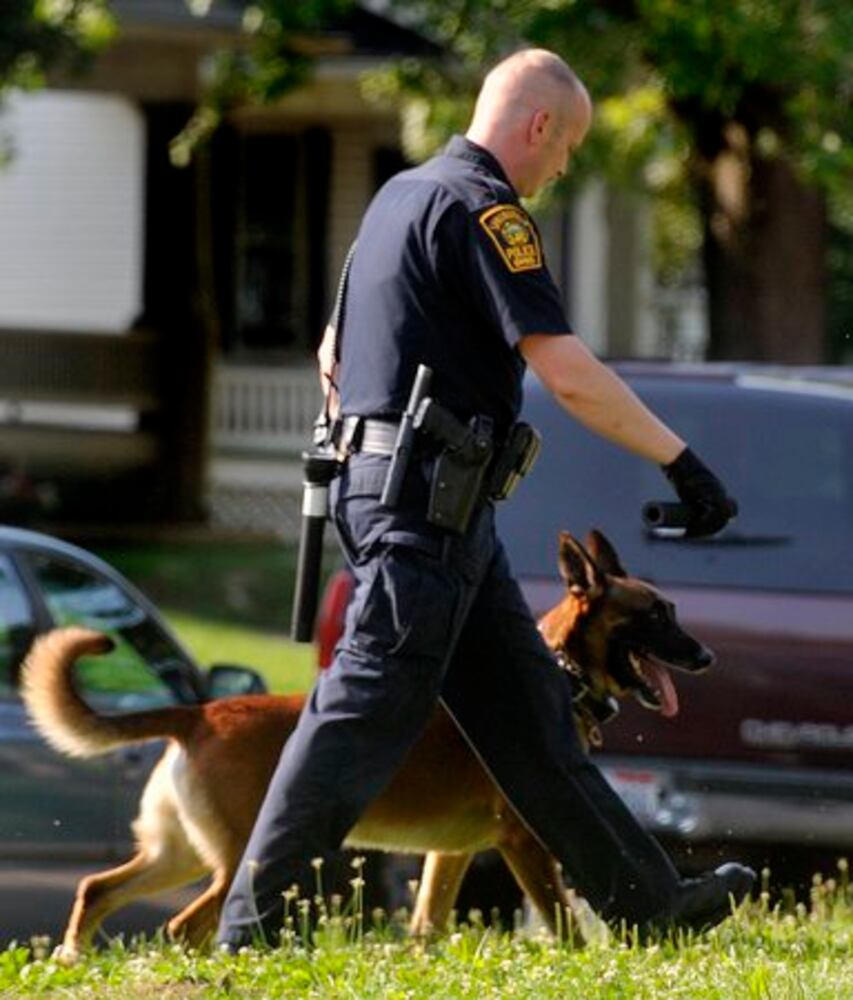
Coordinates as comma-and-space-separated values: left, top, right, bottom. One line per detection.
317, 362, 853, 875
0, 526, 266, 942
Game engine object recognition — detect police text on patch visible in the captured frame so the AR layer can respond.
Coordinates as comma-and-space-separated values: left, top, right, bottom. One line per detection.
478, 205, 543, 273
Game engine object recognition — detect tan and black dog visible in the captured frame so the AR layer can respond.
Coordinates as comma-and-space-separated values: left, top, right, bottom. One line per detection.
21, 530, 713, 961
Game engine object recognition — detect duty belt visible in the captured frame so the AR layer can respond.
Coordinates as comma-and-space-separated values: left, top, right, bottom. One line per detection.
338, 413, 541, 512
339, 415, 399, 456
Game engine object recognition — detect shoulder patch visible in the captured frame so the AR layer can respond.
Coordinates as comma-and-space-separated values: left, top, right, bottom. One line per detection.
478, 204, 543, 273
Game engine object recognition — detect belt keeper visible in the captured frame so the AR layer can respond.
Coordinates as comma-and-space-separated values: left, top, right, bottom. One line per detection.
338, 416, 364, 459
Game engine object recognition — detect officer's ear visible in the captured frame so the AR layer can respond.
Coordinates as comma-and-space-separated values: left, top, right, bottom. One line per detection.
530, 108, 550, 145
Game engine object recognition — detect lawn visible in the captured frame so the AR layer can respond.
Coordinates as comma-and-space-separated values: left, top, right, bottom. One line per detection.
2, 875, 852, 999
162, 610, 316, 695
94, 538, 341, 694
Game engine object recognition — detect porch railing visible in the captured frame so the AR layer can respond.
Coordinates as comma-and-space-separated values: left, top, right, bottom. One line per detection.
211, 364, 323, 455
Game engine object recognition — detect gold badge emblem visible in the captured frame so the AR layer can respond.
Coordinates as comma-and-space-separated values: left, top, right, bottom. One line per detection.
478, 204, 543, 273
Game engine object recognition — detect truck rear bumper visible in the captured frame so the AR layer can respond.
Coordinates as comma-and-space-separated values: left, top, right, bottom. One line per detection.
600, 756, 853, 848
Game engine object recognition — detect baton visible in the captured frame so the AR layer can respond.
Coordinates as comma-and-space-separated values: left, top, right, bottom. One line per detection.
642, 501, 691, 530
381, 364, 433, 509
291, 449, 340, 642
643, 498, 738, 536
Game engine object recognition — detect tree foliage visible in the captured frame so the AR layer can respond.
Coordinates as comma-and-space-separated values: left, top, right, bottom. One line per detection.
377, 0, 852, 359
381, 0, 852, 192
4, 1, 849, 204
0, 1, 115, 94
0, 2, 351, 163
168, 0, 350, 162
0, 1, 353, 96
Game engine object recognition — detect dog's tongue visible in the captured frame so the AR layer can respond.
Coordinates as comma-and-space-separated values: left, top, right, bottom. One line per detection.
645, 660, 679, 718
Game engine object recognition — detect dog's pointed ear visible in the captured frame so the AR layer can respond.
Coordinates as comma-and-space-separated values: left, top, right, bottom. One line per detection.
585, 530, 628, 579
558, 531, 605, 597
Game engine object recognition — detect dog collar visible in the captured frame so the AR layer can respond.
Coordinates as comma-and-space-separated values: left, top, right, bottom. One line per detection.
555, 648, 583, 679
555, 649, 591, 704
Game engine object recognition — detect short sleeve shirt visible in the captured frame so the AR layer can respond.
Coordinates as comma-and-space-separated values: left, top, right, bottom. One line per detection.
338, 135, 572, 434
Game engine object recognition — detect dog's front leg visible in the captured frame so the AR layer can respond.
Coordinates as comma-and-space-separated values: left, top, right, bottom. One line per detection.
409, 851, 473, 937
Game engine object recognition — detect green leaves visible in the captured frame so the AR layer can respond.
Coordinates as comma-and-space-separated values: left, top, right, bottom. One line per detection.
0, 1, 115, 94
376, 0, 851, 333
379, 0, 851, 195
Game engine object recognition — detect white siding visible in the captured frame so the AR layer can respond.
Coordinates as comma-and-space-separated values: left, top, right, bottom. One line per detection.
570, 181, 608, 353
0, 91, 144, 333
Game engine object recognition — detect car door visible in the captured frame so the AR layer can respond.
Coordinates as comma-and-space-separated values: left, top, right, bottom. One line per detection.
0, 551, 70, 857
502, 373, 853, 849
1, 546, 192, 860
0, 548, 120, 859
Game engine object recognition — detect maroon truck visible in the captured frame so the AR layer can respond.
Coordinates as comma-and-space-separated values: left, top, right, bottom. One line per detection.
316, 362, 853, 881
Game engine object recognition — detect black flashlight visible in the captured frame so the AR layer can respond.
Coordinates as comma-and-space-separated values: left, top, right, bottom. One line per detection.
291, 447, 340, 642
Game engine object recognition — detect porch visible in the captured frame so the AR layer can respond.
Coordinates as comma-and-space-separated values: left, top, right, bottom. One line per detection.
207, 363, 323, 537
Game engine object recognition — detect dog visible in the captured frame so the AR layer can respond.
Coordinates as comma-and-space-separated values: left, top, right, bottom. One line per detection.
21, 530, 713, 961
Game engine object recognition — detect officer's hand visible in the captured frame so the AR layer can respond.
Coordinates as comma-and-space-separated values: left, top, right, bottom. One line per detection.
662, 447, 738, 538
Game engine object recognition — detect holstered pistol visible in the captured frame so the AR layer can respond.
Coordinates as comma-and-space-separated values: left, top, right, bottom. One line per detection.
414, 400, 493, 534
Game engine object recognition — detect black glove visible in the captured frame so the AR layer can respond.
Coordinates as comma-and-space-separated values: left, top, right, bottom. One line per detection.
662, 447, 738, 538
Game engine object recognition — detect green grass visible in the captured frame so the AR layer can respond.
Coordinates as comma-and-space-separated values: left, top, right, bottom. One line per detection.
95, 540, 339, 633
2, 876, 852, 999
162, 609, 316, 695
91, 539, 339, 695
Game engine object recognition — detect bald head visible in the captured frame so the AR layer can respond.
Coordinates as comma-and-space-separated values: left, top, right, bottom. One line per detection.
473, 49, 586, 127
467, 49, 592, 197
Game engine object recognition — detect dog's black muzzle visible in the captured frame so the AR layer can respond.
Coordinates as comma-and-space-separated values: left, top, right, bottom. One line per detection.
620, 624, 715, 676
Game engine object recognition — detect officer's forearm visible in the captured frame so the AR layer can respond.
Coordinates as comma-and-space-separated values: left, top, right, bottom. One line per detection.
519, 334, 684, 465
317, 324, 340, 417
556, 367, 685, 464
317, 323, 336, 396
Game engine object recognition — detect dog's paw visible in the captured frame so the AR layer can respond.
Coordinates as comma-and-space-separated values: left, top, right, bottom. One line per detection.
52, 942, 81, 966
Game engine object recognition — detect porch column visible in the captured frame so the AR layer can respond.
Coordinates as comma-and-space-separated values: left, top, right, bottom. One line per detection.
570, 181, 608, 354
327, 127, 374, 307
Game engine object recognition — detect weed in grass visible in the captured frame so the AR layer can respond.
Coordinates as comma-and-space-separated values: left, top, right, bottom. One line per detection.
2, 870, 852, 999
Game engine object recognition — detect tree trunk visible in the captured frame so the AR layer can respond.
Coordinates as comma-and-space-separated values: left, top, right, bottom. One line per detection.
698, 140, 827, 362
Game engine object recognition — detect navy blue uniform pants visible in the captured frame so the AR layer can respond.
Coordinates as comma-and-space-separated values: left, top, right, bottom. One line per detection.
217, 455, 680, 947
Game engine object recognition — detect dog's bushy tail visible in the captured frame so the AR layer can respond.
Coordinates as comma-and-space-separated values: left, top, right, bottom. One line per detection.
21, 627, 197, 758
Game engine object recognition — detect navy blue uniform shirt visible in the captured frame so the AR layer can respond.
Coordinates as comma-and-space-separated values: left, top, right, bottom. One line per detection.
338, 136, 573, 435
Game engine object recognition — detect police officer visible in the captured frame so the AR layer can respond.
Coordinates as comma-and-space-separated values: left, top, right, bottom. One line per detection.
217, 48, 754, 950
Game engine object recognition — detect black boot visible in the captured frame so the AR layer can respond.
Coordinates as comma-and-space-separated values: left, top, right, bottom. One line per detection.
640, 862, 756, 938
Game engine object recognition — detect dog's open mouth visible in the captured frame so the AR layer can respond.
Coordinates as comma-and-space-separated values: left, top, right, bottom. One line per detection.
628, 652, 679, 718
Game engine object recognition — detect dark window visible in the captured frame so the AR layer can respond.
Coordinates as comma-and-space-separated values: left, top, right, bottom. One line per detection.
0, 555, 34, 696
215, 129, 332, 357
29, 555, 193, 709
304, 127, 332, 343
501, 379, 853, 594
234, 133, 300, 352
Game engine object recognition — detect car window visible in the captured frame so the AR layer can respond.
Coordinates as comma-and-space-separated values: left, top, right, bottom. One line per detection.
0, 554, 35, 698
502, 378, 853, 594
28, 553, 193, 710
